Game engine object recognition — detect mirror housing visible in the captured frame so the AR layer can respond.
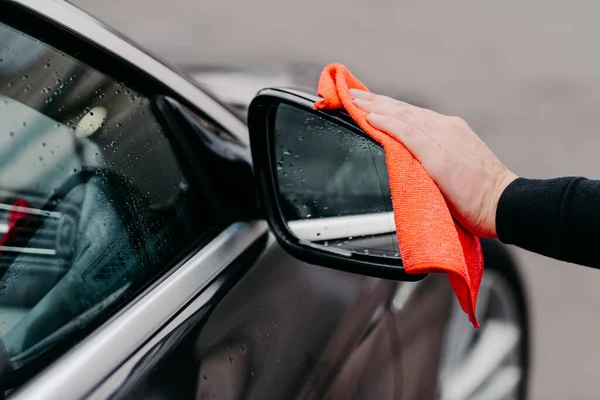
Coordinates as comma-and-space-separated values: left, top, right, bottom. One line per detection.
248, 88, 426, 281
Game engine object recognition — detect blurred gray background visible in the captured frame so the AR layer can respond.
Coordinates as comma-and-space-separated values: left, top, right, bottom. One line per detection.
70, 1, 600, 398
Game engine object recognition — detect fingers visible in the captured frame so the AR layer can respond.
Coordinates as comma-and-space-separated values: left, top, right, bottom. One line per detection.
353, 98, 415, 118
366, 113, 443, 165
349, 89, 407, 106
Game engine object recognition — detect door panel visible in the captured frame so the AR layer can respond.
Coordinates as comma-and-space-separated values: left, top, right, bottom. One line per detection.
104, 240, 454, 400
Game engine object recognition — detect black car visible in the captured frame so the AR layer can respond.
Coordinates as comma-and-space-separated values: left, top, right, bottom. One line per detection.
0, 1, 529, 399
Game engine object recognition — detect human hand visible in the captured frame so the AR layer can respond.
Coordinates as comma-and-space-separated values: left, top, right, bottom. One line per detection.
350, 89, 517, 238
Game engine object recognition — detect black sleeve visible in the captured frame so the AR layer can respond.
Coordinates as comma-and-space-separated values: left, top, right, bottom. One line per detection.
496, 177, 600, 268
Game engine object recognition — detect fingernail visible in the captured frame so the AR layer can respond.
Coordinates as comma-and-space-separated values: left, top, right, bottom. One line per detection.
367, 112, 382, 122
349, 88, 365, 98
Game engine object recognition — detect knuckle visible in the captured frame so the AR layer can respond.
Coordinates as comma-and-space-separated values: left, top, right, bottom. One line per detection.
404, 124, 419, 137
448, 115, 467, 128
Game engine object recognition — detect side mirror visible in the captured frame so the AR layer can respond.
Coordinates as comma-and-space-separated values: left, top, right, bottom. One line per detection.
248, 88, 425, 281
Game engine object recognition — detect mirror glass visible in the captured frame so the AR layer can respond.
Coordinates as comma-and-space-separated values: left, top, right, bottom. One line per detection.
272, 103, 400, 260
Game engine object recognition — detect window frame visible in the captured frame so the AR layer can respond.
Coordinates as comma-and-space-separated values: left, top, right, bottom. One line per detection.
0, 0, 259, 390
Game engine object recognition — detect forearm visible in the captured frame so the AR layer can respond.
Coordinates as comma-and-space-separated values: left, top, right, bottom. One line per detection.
496, 177, 600, 268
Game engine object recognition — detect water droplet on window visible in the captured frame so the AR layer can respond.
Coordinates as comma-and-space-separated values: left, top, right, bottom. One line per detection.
116, 123, 122, 128
23, 84, 31, 93
45, 62, 51, 68
41, 142, 46, 147
298, 135, 304, 141
229, 356, 234, 363
203, 375, 207, 380
58, 106, 65, 112
306, 214, 312, 218
22, 122, 26, 127
45, 97, 53, 104
298, 168, 304, 173
38, 156, 43, 162
110, 140, 117, 147
21, 75, 28, 80
283, 150, 291, 156
56, 78, 62, 84
8, 132, 14, 137
7, 81, 13, 87
324, 241, 329, 246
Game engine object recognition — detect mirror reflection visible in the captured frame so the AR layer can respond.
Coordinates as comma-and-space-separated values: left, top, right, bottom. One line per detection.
273, 103, 400, 259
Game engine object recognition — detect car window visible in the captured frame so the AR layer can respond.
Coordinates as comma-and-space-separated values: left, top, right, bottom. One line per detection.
0, 21, 216, 382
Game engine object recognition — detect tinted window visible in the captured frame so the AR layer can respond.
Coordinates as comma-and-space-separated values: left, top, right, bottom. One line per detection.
0, 21, 215, 381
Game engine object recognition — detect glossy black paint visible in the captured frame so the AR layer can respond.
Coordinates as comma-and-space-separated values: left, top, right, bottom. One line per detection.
105, 241, 456, 400
248, 89, 425, 281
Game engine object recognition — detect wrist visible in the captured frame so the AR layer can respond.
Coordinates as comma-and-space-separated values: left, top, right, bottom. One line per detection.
489, 169, 518, 237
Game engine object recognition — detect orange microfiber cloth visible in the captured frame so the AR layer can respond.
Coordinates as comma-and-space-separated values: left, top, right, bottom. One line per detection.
315, 64, 483, 327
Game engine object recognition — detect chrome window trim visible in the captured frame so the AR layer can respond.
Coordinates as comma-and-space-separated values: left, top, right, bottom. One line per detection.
10, 221, 268, 400
6, 0, 249, 146
87, 232, 278, 400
